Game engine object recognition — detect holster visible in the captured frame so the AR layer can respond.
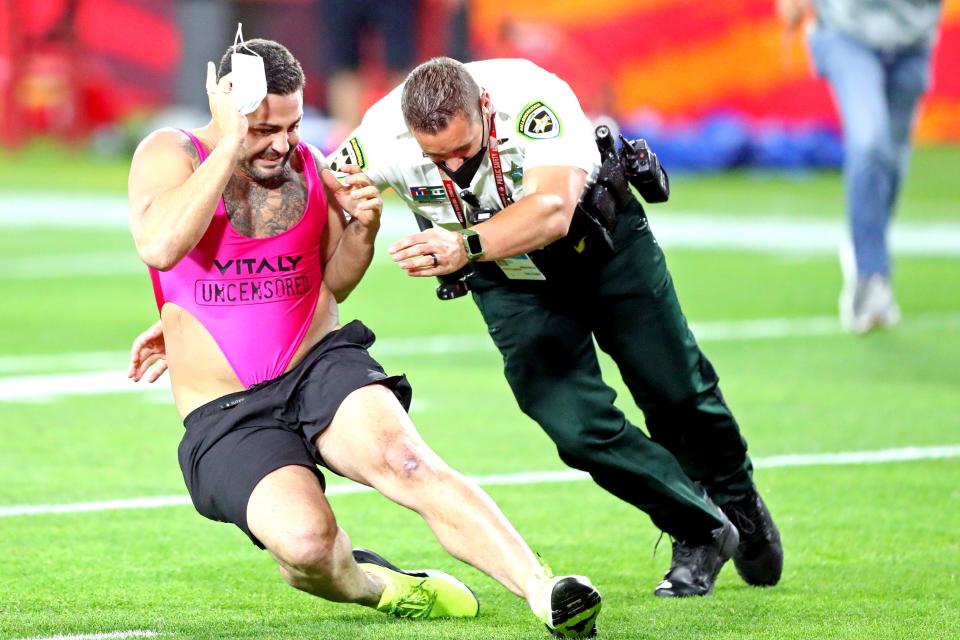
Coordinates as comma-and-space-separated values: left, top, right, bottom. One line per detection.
562, 153, 636, 256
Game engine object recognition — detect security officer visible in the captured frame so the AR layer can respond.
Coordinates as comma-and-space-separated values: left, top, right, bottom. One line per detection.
330, 56, 782, 598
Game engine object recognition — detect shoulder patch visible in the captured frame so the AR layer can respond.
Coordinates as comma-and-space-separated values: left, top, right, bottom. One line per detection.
517, 101, 561, 140
330, 136, 366, 171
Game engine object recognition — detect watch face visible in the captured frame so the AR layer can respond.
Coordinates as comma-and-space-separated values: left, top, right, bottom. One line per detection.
467, 233, 483, 255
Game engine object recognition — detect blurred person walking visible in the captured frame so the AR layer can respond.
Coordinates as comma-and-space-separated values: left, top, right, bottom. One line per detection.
778, 0, 944, 334
324, 0, 418, 130
128, 37, 600, 639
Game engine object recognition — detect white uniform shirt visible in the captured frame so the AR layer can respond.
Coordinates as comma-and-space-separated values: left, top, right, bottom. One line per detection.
326, 59, 600, 233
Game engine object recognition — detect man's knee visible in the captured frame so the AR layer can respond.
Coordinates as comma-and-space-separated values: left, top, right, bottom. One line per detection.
635, 351, 722, 409
510, 389, 615, 459
645, 387, 737, 439
847, 130, 897, 172
557, 445, 591, 470
274, 523, 340, 585
380, 440, 448, 486
544, 418, 623, 468
552, 421, 647, 473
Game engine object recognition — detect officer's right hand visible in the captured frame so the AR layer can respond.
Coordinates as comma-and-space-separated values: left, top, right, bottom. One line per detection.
205, 61, 248, 144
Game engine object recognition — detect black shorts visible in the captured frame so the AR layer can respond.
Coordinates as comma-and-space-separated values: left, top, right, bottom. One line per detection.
177, 320, 412, 548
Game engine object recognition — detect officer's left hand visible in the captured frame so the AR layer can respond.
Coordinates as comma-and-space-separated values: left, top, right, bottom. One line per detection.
321, 165, 382, 231
389, 227, 467, 277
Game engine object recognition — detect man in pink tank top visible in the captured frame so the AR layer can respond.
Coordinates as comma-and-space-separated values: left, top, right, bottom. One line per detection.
127, 37, 600, 638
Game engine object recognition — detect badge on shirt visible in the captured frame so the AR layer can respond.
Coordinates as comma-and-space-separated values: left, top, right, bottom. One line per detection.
410, 185, 447, 202
518, 100, 560, 140
330, 136, 366, 170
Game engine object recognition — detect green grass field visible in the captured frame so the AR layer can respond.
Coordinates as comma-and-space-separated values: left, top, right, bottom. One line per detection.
1, 146, 959, 639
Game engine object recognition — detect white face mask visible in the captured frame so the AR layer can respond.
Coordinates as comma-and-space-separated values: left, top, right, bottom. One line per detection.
229, 23, 267, 115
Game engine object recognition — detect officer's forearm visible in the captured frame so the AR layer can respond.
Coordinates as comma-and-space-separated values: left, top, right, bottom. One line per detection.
471, 193, 574, 261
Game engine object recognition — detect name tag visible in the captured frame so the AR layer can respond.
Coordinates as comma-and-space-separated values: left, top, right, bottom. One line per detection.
494, 254, 545, 280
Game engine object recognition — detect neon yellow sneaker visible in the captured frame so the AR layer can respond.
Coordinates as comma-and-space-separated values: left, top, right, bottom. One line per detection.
529, 564, 602, 638
353, 548, 479, 619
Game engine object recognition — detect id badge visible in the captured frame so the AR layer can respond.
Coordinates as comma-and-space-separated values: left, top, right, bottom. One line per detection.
494, 254, 546, 280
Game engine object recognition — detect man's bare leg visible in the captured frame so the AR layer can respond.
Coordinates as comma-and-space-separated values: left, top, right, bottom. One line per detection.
241, 384, 600, 636
315, 383, 544, 602
246, 465, 382, 605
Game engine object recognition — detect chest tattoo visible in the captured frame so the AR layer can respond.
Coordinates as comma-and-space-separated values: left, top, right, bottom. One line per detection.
223, 174, 307, 238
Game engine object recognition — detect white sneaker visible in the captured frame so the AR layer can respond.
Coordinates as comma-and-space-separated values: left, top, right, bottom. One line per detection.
838, 238, 858, 289
528, 566, 602, 638
839, 274, 901, 335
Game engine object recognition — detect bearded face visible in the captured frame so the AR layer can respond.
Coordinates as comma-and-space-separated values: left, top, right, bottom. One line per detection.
238, 92, 303, 186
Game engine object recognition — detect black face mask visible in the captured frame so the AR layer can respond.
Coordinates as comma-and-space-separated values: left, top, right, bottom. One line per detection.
440, 145, 487, 189
438, 112, 489, 189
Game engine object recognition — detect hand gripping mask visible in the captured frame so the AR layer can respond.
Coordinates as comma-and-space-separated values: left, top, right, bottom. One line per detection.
229, 23, 267, 115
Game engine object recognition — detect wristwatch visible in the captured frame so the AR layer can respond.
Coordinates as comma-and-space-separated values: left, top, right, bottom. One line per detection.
460, 228, 484, 262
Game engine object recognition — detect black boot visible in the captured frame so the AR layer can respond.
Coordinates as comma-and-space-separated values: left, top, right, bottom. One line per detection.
654, 510, 739, 597
720, 488, 783, 586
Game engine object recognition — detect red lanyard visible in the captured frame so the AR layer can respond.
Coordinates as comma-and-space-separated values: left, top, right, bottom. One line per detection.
439, 116, 511, 227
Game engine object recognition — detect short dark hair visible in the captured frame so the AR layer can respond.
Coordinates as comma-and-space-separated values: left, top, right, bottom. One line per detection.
401, 57, 481, 135
217, 38, 305, 96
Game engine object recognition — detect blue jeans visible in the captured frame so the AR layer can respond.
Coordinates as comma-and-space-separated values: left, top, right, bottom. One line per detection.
808, 25, 931, 278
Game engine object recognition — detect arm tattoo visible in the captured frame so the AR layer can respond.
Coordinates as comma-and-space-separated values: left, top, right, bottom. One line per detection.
180, 136, 201, 169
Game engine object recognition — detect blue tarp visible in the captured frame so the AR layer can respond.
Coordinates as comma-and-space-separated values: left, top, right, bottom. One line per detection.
619, 112, 844, 171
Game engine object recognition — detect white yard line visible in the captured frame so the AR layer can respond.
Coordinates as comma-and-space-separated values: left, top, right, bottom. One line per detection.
0, 252, 144, 279
0, 193, 130, 229
0, 312, 938, 373
650, 212, 960, 257
0, 352, 131, 375
2, 444, 958, 519
15, 632, 165, 640
3, 194, 960, 257
0, 370, 172, 402
691, 311, 960, 340
2, 495, 191, 517
1, 311, 958, 396
755, 445, 960, 467
0, 335, 495, 376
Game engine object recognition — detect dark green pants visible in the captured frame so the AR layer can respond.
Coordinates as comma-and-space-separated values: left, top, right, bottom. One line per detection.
469, 201, 754, 543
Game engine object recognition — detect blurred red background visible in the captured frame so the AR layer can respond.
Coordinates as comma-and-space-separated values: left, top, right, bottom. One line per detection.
1, 0, 957, 145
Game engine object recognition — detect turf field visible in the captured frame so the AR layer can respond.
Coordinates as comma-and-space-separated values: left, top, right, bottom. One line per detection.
1, 145, 958, 640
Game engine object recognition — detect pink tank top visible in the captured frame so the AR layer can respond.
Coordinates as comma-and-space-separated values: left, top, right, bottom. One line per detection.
150, 130, 328, 388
